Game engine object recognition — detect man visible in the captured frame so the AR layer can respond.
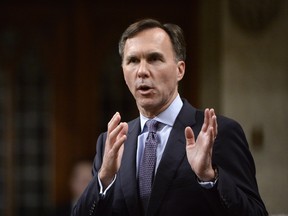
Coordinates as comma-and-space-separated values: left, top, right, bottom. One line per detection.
72, 18, 268, 216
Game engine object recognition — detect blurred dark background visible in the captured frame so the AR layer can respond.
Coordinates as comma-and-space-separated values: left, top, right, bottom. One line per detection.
2, 0, 288, 215
0, 1, 199, 215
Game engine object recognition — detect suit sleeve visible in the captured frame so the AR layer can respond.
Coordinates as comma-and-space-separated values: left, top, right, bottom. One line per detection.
71, 132, 114, 216
203, 117, 268, 216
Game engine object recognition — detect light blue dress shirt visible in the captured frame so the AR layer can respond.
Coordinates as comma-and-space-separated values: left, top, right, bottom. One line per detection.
136, 94, 183, 176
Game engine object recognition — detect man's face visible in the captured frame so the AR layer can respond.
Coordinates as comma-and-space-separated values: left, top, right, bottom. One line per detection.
122, 27, 185, 117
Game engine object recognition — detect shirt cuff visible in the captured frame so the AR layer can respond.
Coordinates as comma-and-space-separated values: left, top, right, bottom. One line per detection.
97, 174, 117, 197
198, 179, 218, 189
197, 167, 219, 189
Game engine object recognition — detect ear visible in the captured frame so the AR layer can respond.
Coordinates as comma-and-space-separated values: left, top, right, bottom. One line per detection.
177, 61, 185, 81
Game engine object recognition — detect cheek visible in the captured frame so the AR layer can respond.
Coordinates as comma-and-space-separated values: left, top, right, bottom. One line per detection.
158, 76, 178, 94
160, 74, 177, 87
124, 73, 134, 91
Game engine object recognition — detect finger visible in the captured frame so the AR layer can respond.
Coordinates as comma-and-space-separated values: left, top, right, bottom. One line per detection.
112, 133, 127, 154
118, 122, 128, 138
117, 144, 125, 164
209, 109, 217, 140
208, 126, 215, 144
109, 124, 127, 159
116, 122, 128, 145
202, 108, 210, 132
103, 125, 126, 157
108, 112, 119, 125
108, 112, 121, 133
185, 126, 195, 146
212, 114, 217, 140
208, 109, 214, 125
109, 122, 127, 143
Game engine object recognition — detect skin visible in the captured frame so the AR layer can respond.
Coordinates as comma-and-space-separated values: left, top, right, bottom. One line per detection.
99, 27, 217, 188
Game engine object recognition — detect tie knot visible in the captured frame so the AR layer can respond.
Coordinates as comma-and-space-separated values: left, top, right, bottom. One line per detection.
146, 119, 158, 133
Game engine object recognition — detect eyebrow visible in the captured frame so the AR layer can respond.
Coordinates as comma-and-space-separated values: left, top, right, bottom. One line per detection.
125, 51, 165, 60
147, 52, 164, 60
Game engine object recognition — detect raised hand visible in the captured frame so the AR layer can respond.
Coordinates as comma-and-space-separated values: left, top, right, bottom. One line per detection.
185, 108, 217, 181
99, 112, 128, 188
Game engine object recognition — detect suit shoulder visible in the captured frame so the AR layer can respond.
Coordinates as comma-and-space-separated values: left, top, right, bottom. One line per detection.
127, 117, 140, 125
194, 109, 244, 130
216, 114, 243, 130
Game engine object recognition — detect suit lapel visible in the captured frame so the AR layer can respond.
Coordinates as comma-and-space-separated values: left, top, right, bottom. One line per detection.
119, 118, 142, 216
147, 100, 197, 215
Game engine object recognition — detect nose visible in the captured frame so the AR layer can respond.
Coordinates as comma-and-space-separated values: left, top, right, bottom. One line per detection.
137, 60, 149, 78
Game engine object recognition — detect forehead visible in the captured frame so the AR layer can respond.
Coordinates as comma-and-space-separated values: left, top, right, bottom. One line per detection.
124, 28, 173, 56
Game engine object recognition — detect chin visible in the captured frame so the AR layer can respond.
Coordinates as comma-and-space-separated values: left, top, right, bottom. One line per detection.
137, 98, 158, 110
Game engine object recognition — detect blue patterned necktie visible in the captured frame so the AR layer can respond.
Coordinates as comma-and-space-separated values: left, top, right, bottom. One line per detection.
138, 119, 159, 212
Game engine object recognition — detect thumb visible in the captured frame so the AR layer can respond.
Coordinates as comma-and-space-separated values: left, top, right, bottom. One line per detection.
185, 126, 195, 147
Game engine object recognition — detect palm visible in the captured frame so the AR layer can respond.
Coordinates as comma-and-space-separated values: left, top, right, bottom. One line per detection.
99, 112, 128, 187
185, 108, 217, 181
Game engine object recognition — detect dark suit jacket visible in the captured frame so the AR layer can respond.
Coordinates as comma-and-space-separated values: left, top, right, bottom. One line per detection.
72, 99, 268, 216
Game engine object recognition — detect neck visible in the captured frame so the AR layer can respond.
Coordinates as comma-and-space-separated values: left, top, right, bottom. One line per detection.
139, 93, 178, 118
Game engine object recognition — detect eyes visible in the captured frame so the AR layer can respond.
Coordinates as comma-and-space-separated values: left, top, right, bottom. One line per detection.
126, 56, 138, 64
125, 52, 164, 65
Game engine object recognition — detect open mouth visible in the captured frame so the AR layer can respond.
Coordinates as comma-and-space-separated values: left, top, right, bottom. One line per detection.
137, 84, 153, 94
139, 85, 150, 91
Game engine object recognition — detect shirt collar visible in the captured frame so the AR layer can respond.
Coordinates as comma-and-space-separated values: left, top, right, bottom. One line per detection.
140, 94, 183, 132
